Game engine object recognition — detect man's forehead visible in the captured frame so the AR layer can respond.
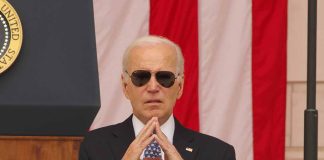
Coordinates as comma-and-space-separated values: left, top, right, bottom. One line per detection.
131, 42, 175, 53
127, 43, 177, 70
130, 43, 176, 57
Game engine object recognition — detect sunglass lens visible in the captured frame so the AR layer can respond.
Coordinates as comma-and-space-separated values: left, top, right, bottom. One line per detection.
131, 70, 151, 87
156, 71, 176, 88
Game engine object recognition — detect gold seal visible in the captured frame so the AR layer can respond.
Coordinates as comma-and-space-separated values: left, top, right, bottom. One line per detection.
0, 0, 23, 74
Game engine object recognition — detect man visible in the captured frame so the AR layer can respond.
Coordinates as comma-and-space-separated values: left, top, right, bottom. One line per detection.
79, 36, 236, 160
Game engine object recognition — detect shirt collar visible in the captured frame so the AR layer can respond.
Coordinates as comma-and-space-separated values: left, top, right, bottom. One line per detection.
132, 114, 175, 143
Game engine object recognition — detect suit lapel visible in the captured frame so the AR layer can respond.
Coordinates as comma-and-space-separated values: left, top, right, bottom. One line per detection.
173, 119, 198, 160
110, 115, 135, 159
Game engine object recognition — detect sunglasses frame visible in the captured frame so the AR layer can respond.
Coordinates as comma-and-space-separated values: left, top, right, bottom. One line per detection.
124, 70, 181, 88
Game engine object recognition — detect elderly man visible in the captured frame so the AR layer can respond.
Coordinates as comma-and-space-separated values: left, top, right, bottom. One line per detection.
79, 36, 236, 160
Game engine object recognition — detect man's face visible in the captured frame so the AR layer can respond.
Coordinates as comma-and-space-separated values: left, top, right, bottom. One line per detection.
122, 43, 184, 124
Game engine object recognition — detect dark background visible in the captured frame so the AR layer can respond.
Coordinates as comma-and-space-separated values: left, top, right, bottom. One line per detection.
0, 0, 100, 136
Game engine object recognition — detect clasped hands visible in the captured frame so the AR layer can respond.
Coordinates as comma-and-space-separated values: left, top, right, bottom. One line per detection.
122, 117, 183, 160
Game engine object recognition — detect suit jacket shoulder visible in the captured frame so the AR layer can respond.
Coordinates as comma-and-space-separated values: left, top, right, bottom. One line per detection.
173, 119, 236, 160
79, 117, 135, 160
193, 130, 236, 159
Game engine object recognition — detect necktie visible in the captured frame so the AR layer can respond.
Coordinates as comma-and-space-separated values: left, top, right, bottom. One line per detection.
143, 140, 162, 160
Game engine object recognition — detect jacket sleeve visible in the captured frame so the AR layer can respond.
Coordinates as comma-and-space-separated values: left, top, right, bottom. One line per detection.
79, 140, 90, 160
224, 145, 236, 160
78, 136, 116, 160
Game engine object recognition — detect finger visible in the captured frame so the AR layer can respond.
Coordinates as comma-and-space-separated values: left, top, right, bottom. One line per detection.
139, 121, 156, 142
154, 135, 183, 160
154, 123, 173, 153
138, 117, 155, 135
140, 134, 155, 150
153, 134, 169, 152
137, 117, 158, 141
154, 120, 168, 141
137, 117, 155, 138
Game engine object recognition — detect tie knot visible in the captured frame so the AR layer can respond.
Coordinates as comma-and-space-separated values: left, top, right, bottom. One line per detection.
144, 140, 162, 159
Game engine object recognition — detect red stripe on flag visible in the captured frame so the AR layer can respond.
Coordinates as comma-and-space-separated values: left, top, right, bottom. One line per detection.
252, 0, 287, 159
149, 0, 199, 131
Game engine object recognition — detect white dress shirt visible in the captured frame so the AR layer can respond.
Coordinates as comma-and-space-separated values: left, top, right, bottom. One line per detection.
132, 114, 175, 160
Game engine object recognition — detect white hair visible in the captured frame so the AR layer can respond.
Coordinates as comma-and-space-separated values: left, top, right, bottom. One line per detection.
122, 35, 184, 74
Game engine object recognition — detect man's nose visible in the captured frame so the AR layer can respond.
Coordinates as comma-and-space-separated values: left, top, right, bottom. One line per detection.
147, 75, 159, 93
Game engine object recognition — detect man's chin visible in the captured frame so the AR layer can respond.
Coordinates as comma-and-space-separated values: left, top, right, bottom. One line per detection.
142, 110, 162, 120
147, 111, 161, 118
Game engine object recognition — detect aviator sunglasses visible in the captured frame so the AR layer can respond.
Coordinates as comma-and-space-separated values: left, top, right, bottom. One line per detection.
125, 70, 180, 88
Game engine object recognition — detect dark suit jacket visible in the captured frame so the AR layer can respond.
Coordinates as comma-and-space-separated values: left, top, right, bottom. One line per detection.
79, 115, 236, 160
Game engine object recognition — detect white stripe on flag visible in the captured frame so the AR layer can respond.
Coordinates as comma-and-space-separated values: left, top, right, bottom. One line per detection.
199, 0, 253, 159
91, 0, 149, 129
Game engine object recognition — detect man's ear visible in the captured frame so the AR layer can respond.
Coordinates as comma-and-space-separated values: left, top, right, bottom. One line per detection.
121, 74, 130, 99
176, 76, 184, 99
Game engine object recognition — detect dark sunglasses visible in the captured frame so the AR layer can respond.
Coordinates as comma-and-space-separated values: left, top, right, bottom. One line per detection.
125, 70, 180, 88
